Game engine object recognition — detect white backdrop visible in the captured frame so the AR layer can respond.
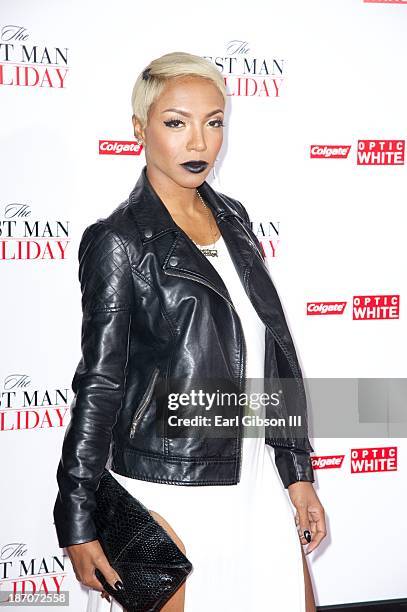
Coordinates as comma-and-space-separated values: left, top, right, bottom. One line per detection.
1, 0, 407, 609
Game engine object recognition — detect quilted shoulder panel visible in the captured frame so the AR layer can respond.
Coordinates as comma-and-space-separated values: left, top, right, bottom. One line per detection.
78, 222, 134, 314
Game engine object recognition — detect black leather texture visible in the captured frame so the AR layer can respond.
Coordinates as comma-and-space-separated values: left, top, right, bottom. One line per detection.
53, 164, 315, 549
93, 468, 192, 611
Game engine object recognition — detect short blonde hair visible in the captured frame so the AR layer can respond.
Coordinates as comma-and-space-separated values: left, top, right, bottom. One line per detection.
131, 51, 227, 129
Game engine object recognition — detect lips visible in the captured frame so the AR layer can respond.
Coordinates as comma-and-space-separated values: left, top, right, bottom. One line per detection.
180, 160, 208, 174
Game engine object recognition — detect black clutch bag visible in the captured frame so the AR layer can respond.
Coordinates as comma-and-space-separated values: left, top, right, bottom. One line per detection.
92, 468, 193, 612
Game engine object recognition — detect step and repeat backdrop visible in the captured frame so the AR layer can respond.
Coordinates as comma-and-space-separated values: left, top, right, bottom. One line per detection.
1, 0, 407, 609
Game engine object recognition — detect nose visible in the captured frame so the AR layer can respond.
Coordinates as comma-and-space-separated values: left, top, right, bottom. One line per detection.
186, 125, 207, 152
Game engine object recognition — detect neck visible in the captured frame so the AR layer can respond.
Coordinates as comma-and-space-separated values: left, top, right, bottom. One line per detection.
145, 164, 203, 218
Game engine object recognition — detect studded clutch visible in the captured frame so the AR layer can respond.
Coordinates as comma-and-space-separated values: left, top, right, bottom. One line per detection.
92, 468, 193, 612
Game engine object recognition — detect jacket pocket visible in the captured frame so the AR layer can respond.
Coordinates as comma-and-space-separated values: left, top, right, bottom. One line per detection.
129, 366, 160, 438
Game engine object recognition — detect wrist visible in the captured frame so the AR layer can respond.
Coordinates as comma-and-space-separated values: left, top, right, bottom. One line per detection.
287, 480, 314, 490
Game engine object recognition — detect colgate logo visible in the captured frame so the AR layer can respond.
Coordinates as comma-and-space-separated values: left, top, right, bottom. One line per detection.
310, 145, 351, 159
311, 455, 345, 469
307, 301, 347, 315
99, 140, 143, 156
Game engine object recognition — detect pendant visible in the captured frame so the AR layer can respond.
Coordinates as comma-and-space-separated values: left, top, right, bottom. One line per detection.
200, 247, 218, 257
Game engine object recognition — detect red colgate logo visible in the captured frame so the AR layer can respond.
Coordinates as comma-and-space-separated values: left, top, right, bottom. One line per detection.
357, 140, 405, 165
353, 295, 400, 320
311, 455, 345, 469
310, 145, 351, 159
351, 447, 397, 473
99, 140, 143, 156
307, 301, 347, 315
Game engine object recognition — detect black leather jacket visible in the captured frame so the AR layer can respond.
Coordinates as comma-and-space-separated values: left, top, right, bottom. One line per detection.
53, 165, 314, 549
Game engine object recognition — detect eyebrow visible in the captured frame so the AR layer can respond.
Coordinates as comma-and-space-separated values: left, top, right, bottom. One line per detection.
161, 108, 224, 118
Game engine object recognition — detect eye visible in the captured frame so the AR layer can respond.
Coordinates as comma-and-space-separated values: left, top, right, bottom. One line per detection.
208, 119, 225, 128
163, 118, 185, 128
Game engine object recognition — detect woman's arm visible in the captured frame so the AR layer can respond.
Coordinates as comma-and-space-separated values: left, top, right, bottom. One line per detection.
231, 196, 326, 556
233, 198, 315, 489
273, 447, 314, 488
53, 221, 134, 549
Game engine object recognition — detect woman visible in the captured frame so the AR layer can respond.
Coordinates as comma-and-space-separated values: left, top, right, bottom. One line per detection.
53, 51, 326, 612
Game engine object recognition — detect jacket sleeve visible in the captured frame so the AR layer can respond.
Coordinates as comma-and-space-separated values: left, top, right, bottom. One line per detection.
234, 198, 315, 489
53, 221, 134, 548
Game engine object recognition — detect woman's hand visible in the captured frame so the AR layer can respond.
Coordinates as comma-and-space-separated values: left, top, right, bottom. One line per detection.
65, 539, 124, 603
287, 481, 326, 554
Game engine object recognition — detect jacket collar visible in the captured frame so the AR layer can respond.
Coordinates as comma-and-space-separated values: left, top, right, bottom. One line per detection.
127, 165, 255, 308
127, 165, 298, 360
128, 165, 245, 242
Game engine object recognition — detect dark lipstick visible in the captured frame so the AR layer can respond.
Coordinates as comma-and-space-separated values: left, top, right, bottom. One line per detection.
180, 160, 208, 174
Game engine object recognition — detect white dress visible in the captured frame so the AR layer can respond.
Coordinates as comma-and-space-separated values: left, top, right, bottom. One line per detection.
87, 234, 305, 612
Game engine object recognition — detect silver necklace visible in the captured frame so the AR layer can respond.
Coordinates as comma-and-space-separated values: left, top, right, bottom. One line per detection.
193, 190, 219, 257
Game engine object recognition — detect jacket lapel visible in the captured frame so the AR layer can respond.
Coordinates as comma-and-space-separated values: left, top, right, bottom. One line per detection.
128, 165, 256, 308
128, 166, 298, 364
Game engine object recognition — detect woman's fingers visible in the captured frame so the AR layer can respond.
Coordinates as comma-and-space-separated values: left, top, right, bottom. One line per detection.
295, 505, 326, 554
291, 486, 327, 555
100, 590, 111, 602
66, 540, 124, 597
304, 507, 327, 554
295, 504, 312, 547
94, 557, 124, 593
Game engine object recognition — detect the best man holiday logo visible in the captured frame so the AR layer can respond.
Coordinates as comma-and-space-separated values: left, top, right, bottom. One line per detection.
249, 218, 280, 259
0, 374, 70, 433
0, 543, 68, 603
0, 25, 69, 88
0, 202, 70, 261
204, 40, 285, 98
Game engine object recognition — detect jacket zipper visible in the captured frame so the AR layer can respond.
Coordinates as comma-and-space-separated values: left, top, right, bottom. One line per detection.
166, 267, 247, 482
237, 316, 246, 482
129, 366, 160, 438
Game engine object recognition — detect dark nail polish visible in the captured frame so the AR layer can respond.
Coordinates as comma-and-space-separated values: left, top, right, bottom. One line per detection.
303, 530, 311, 543
114, 580, 124, 591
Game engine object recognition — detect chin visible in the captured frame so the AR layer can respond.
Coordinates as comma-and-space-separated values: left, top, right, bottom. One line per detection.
177, 165, 212, 185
